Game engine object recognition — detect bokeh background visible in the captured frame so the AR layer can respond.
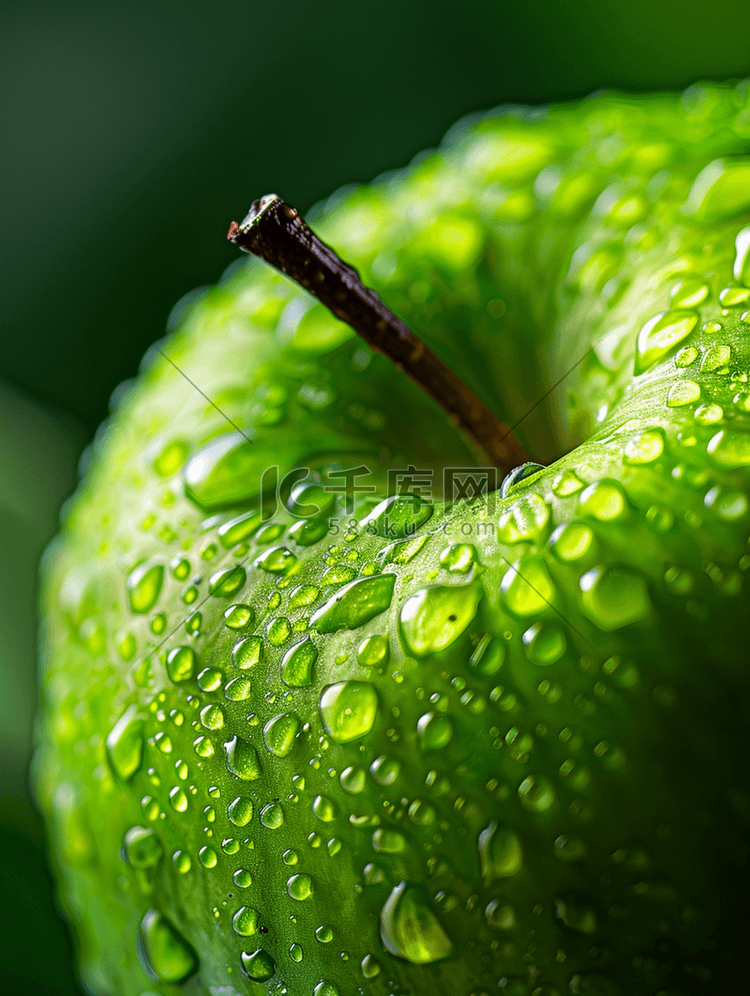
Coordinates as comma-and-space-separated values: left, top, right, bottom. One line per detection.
3, 0, 750, 991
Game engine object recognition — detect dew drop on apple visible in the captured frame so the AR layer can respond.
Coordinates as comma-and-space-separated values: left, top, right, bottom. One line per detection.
417, 712, 453, 750
319, 681, 379, 743
287, 873, 313, 900
635, 310, 699, 373
311, 574, 396, 632
224, 735, 262, 781
478, 820, 523, 882
127, 561, 164, 614
624, 429, 664, 464
240, 948, 275, 982
357, 634, 390, 667
260, 802, 284, 828
232, 905, 259, 935
122, 826, 162, 869
518, 774, 556, 812
399, 584, 481, 655
579, 566, 651, 630
379, 881, 453, 964
138, 909, 198, 983
263, 712, 301, 756
106, 705, 144, 781
500, 557, 556, 616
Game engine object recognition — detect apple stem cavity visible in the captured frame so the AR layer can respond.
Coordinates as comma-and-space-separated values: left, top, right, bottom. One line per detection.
227, 194, 534, 474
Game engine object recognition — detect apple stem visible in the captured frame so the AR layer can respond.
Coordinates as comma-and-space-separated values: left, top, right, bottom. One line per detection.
227, 194, 534, 474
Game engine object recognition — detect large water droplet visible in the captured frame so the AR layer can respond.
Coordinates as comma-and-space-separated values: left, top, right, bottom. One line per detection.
232, 635, 263, 670
623, 429, 664, 465
280, 638, 318, 688
287, 873, 313, 900
357, 634, 390, 667
518, 774, 556, 812
417, 712, 453, 750
400, 584, 481, 655
707, 428, 750, 468
310, 574, 395, 632
500, 557, 556, 617
139, 909, 198, 983
478, 821, 523, 882
548, 522, 594, 562
209, 565, 247, 596
667, 380, 701, 407
127, 561, 164, 614
240, 948, 276, 982
635, 310, 699, 373
500, 462, 545, 497
106, 705, 144, 781
263, 713, 301, 756
360, 494, 433, 537
228, 796, 254, 827
224, 736, 262, 781
379, 882, 453, 964
122, 826, 162, 869
319, 681, 379, 743
498, 493, 550, 543
579, 566, 651, 630
166, 646, 195, 683
232, 906, 259, 936
578, 481, 626, 521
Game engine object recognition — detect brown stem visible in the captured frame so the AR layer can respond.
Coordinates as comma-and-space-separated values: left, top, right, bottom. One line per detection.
227, 194, 533, 474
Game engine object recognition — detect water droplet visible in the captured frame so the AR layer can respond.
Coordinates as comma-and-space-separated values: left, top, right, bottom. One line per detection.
154, 440, 188, 476
695, 402, 724, 425
315, 925, 333, 943
624, 429, 664, 464
370, 755, 400, 785
667, 380, 701, 407
287, 873, 313, 900
635, 310, 699, 373
231, 635, 263, 670
417, 712, 453, 750
548, 522, 594, 562
287, 480, 335, 518
225, 676, 252, 702
580, 566, 651, 630
127, 561, 164, 614
139, 909, 198, 983
290, 942, 303, 962
208, 565, 247, 597
469, 634, 505, 675
734, 225, 750, 284
313, 983, 339, 996
379, 881, 453, 964
224, 603, 254, 629
707, 427, 750, 467
360, 494, 433, 537
255, 546, 298, 575
400, 584, 481, 655
485, 899, 516, 930
219, 510, 264, 548
222, 799, 253, 833
198, 845, 217, 868
260, 802, 284, 829
240, 948, 275, 982
197, 667, 222, 692
233, 906, 259, 936
701, 343, 731, 372
675, 345, 699, 367
498, 493, 550, 543
172, 849, 191, 873
313, 795, 337, 822
523, 622, 566, 664
361, 953, 381, 978
224, 736, 262, 781
380, 534, 429, 565
166, 646, 195, 683
263, 712, 301, 756
319, 681, 379, 743
518, 774, 556, 812
478, 821, 522, 881
279, 637, 318, 688
106, 705, 144, 781
670, 278, 709, 308
200, 704, 225, 730
357, 634, 390, 667
267, 616, 292, 645
501, 556, 556, 616
233, 868, 253, 888
122, 826, 162, 868
340, 766, 366, 794
578, 481, 626, 521
683, 157, 750, 220
311, 574, 396, 632
551, 467, 584, 496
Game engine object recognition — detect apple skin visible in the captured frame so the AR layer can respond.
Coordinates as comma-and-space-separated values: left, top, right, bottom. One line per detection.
35, 81, 750, 996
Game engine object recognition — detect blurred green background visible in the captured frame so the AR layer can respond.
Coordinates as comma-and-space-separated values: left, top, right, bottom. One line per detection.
2, 0, 750, 991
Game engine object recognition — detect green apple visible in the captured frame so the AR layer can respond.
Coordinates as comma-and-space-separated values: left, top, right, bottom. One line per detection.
35, 80, 750, 996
